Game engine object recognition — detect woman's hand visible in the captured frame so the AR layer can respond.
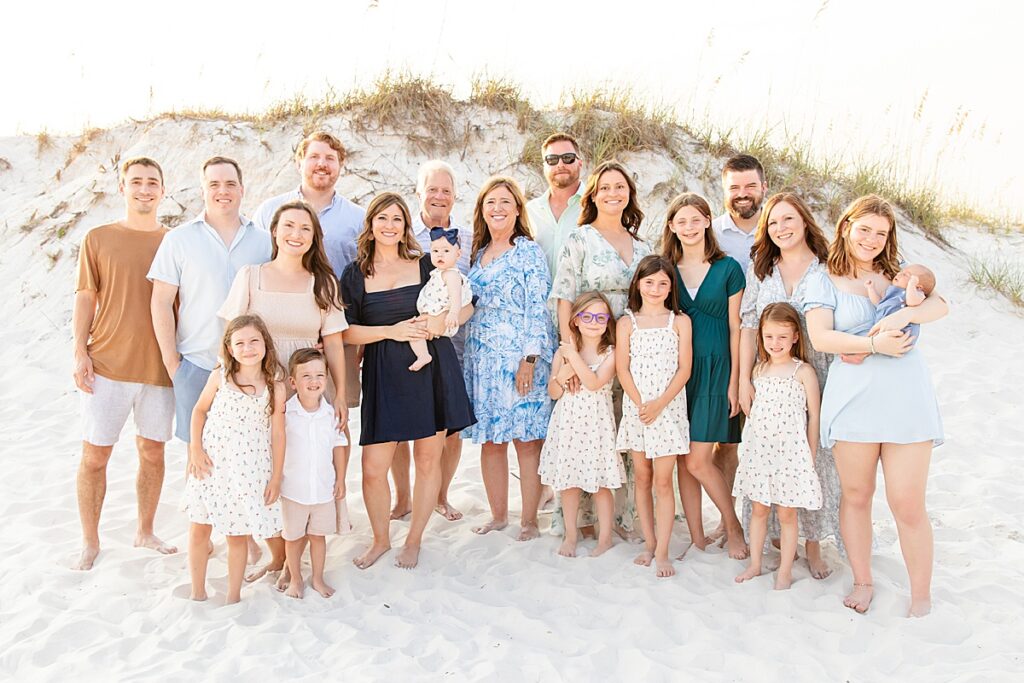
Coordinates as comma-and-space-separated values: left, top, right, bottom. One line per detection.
332, 393, 349, 431
389, 316, 429, 342
639, 398, 665, 425
728, 382, 740, 418
872, 329, 914, 358
738, 379, 755, 416
188, 445, 213, 479
515, 359, 535, 396
264, 477, 281, 506
868, 307, 913, 336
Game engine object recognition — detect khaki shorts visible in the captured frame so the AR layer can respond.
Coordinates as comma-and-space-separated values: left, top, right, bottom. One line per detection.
81, 374, 174, 446
344, 344, 362, 409
280, 497, 337, 541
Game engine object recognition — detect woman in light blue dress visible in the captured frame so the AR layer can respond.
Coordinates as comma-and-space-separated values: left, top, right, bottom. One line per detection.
804, 195, 946, 618
463, 176, 555, 541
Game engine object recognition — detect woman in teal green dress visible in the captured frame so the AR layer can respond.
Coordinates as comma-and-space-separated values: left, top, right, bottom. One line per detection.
662, 192, 748, 560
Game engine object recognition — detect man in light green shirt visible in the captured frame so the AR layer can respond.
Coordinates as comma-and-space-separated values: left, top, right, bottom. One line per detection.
526, 133, 585, 282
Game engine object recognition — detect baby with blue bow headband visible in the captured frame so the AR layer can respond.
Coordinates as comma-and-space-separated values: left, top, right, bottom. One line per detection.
409, 227, 474, 371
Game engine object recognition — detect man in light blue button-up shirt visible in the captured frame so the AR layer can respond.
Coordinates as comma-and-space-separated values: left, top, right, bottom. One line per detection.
711, 154, 768, 275
149, 156, 272, 442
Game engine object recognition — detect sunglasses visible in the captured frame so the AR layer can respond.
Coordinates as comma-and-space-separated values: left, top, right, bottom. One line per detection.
544, 153, 579, 166
575, 311, 611, 324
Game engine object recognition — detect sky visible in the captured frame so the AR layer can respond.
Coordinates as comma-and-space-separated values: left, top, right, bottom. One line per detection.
3, 0, 1019, 217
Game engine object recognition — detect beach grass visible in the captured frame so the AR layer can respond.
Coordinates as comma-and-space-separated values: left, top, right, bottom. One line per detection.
968, 257, 1024, 307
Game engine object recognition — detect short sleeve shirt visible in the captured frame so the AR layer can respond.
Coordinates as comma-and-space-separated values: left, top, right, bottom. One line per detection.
712, 212, 756, 274
147, 215, 272, 371
76, 223, 171, 386
253, 188, 365, 279
281, 396, 348, 505
526, 184, 583, 283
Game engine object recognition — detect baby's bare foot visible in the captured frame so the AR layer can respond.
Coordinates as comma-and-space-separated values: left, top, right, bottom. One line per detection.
408, 355, 432, 372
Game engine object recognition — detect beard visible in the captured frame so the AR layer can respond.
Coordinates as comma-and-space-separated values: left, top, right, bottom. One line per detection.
729, 194, 762, 220
305, 168, 338, 191
548, 168, 580, 190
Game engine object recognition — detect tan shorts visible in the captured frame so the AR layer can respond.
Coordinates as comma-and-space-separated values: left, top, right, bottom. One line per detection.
280, 497, 337, 541
344, 343, 362, 409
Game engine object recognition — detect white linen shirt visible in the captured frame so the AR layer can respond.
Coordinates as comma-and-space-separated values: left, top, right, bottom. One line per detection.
712, 212, 756, 275
526, 184, 583, 283
281, 395, 348, 505
146, 214, 271, 371
253, 187, 366, 278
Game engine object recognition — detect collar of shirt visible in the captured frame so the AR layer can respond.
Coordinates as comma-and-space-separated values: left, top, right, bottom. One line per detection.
286, 394, 334, 419
539, 182, 584, 211
715, 212, 751, 235
187, 212, 257, 246
292, 186, 344, 216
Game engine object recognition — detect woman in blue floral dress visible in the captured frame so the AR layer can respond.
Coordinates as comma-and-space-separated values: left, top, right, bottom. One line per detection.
463, 176, 556, 541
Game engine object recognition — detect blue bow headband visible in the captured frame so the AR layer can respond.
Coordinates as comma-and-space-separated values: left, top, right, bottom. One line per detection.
429, 227, 460, 245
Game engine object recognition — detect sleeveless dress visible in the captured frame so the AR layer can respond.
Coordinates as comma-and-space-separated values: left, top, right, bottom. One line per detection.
732, 361, 822, 509
539, 349, 624, 492
340, 256, 476, 446
616, 311, 690, 458
183, 369, 283, 539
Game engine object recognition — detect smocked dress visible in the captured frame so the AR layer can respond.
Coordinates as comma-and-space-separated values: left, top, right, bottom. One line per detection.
675, 256, 745, 443
340, 256, 476, 445
462, 237, 554, 444
183, 369, 282, 539
733, 360, 823, 509
219, 263, 349, 398
739, 259, 840, 546
539, 349, 624, 492
803, 271, 943, 447
616, 311, 690, 458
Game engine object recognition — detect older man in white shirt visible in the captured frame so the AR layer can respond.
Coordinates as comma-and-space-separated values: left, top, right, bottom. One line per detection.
392, 160, 473, 522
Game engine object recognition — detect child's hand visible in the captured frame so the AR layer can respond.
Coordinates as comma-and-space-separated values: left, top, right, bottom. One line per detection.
738, 379, 755, 416
264, 478, 281, 506
727, 384, 740, 418
188, 446, 213, 479
333, 479, 347, 500
639, 398, 664, 425
555, 358, 577, 385
444, 310, 459, 335
840, 353, 868, 365
559, 341, 580, 360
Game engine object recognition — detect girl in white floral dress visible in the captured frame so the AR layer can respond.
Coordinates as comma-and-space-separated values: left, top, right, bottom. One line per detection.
184, 315, 286, 605
616, 256, 697, 579
540, 291, 624, 559
733, 303, 822, 590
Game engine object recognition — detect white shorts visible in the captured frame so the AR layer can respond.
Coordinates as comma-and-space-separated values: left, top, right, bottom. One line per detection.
81, 374, 175, 446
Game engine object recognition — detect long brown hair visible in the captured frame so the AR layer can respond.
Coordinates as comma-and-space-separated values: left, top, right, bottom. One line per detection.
471, 176, 533, 264
626, 254, 681, 313
751, 192, 829, 281
755, 302, 808, 372
269, 200, 344, 311
220, 314, 281, 417
354, 192, 421, 277
567, 291, 616, 354
578, 160, 644, 236
661, 192, 725, 265
827, 194, 900, 280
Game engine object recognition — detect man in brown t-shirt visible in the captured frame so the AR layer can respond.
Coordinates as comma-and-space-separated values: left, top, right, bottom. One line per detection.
72, 157, 177, 570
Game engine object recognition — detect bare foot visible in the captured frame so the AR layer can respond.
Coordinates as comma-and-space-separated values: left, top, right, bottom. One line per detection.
909, 597, 932, 618
312, 578, 336, 598
558, 536, 577, 557
807, 553, 832, 580
634, 549, 654, 567
285, 579, 304, 599
224, 595, 241, 605
774, 572, 793, 590
244, 559, 284, 583
390, 501, 412, 521
247, 537, 262, 565
190, 589, 208, 601
674, 542, 694, 561
395, 545, 420, 569
434, 502, 463, 521
516, 523, 540, 542
591, 538, 613, 557
274, 574, 289, 592
408, 355, 432, 372
843, 583, 874, 614
72, 545, 100, 571
655, 557, 675, 578
708, 522, 726, 545
726, 529, 749, 560
539, 485, 555, 510
735, 565, 762, 583
134, 533, 177, 555
353, 542, 391, 570
472, 519, 508, 535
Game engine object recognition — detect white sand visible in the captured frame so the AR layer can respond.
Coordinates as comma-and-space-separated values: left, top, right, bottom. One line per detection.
1, 116, 1022, 681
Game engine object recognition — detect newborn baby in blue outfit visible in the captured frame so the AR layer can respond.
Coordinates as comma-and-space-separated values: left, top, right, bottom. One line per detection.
866, 264, 936, 345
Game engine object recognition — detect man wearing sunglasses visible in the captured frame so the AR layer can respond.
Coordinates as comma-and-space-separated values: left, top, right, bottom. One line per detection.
526, 133, 585, 280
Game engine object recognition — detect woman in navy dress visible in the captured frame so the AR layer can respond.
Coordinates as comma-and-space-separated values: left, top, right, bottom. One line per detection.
340, 192, 475, 570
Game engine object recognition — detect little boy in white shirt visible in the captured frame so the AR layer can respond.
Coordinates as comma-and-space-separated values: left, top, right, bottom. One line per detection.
278, 348, 348, 599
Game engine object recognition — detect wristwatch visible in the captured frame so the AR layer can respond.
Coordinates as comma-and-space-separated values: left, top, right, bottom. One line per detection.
524, 355, 538, 364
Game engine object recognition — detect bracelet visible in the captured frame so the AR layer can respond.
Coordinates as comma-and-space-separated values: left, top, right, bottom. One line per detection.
869, 336, 876, 354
